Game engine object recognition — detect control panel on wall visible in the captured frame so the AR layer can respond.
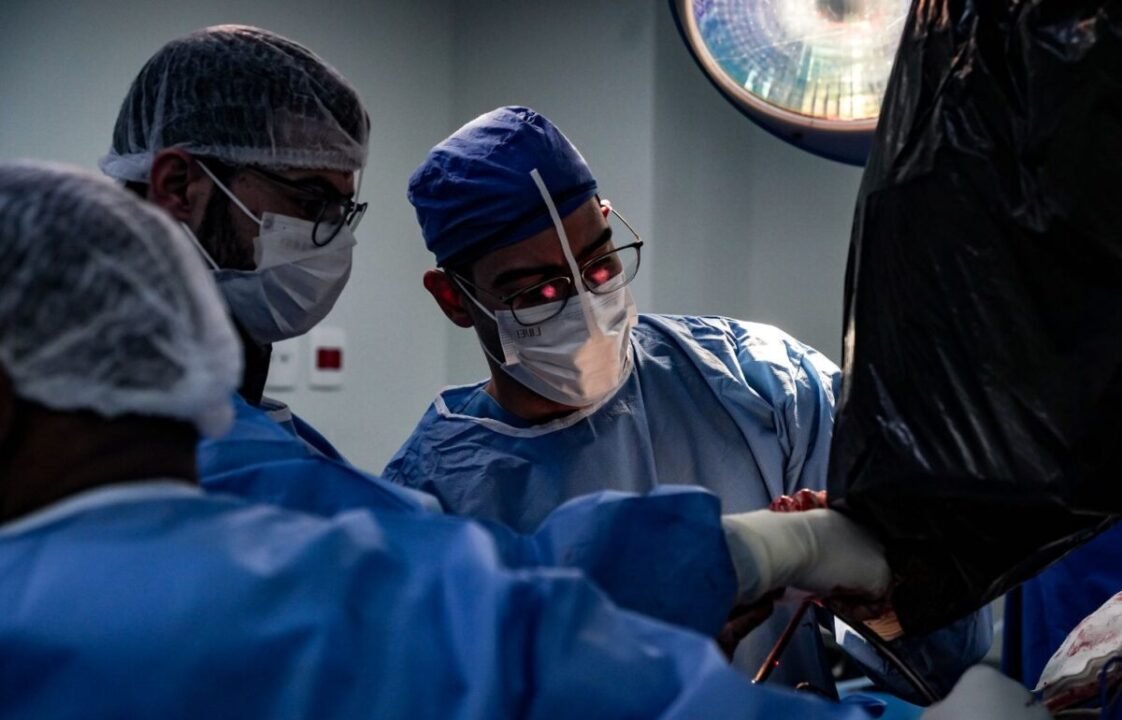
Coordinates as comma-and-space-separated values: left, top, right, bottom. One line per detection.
308, 326, 346, 389
264, 327, 347, 392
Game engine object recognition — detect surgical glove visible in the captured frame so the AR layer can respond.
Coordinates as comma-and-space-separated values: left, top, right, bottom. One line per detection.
922, 665, 1052, 720
720, 509, 890, 603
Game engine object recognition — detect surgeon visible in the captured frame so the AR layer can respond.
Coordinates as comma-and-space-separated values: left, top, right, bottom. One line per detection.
386, 106, 991, 695
0, 160, 986, 719
93, 24, 734, 638
99, 24, 432, 514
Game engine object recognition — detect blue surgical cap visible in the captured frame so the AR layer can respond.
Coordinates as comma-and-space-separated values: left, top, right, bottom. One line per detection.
407, 106, 598, 267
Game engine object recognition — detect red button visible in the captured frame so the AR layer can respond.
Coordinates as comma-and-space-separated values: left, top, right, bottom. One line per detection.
317, 348, 343, 370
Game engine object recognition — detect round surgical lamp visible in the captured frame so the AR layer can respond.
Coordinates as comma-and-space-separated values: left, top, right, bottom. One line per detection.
669, 0, 909, 166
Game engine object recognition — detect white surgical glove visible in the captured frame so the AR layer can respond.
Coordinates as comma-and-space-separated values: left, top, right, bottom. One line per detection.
922, 665, 1052, 720
720, 508, 890, 603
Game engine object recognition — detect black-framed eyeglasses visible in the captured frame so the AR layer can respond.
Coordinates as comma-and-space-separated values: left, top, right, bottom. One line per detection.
247, 166, 368, 246
454, 206, 643, 326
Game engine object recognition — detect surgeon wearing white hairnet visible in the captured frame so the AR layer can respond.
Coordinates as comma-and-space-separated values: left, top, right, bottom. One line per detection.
99, 24, 450, 516
101, 24, 368, 400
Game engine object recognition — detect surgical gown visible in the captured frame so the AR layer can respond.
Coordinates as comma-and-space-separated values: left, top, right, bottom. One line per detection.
386, 316, 839, 532
384, 315, 991, 696
197, 391, 737, 637
0, 481, 884, 720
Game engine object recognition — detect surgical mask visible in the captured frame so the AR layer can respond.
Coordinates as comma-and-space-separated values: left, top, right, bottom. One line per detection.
187, 164, 356, 346
459, 169, 637, 407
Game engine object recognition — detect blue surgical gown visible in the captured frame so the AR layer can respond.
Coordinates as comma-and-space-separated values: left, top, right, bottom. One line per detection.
197, 391, 737, 638
0, 481, 885, 720
384, 315, 991, 696
1002, 522, 1122, 688
385, 316, 840, 532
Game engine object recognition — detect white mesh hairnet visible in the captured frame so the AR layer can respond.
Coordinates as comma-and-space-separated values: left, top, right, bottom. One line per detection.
99, 24, 370, 183
0, 161, 242, 437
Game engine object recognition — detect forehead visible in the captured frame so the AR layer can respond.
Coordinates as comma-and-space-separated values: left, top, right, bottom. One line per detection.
273, 168, 356, 196
472, 198, 606, 275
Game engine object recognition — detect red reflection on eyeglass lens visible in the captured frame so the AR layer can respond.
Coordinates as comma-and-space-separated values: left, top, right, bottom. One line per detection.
585, 256, 622, 287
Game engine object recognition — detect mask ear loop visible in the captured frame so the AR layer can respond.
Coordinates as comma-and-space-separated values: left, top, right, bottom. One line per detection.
528, 169, 599, 338
196, 161, 263, 227
180, 222, 220, 272
451, 275, 497, 322
450, 274, 519, 368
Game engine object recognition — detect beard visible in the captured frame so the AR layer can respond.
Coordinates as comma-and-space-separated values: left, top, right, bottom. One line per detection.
471, 304, 507, 364
195, 189, 255, 270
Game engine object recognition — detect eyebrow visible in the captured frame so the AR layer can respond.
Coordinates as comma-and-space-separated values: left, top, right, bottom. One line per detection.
285, 173, 355, 200
579, 227, 614, 260
489, 227, 615, 290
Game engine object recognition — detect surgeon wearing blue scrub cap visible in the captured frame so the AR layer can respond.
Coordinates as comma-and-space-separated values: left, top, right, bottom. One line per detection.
388, 106, 994, 700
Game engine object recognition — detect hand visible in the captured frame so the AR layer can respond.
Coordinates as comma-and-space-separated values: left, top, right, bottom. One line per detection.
715, 590, 781, 661
721, 509, 891, 604
769, 489, 828, 513
921, 665, 1052, 719
767, 491, 897, 624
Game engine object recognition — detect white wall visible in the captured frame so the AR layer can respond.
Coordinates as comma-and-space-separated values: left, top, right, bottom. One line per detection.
0, 0, 862, 470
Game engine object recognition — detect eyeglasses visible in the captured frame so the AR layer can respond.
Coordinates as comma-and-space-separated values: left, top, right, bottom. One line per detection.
247, 166, 368, 246
455, 206, 643, 326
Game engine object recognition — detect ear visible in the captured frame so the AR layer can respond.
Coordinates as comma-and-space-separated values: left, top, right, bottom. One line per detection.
423, 269, 475, 328
148, 149, 213, 224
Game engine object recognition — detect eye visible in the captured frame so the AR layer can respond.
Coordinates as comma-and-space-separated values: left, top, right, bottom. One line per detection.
536, 281, 564, 302
295, 197, 324, 220
319, 201, 347, 225
583, 254, 622, 287
510, 277, 570, 309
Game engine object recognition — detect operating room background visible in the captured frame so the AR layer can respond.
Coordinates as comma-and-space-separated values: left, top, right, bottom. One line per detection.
0, 0, 861, 474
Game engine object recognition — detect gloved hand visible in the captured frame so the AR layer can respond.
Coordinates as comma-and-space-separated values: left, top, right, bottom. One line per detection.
922, 665, 1052, 719
769, 489, 829, 512
720, 508, 890, 604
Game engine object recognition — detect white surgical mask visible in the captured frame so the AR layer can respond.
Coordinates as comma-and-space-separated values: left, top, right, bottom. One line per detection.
459, 169, 637, 407
187, 163, 356, 346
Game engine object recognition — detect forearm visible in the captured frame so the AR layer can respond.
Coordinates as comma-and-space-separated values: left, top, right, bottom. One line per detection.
479, 486, 739, 637
721, 508, 891, 603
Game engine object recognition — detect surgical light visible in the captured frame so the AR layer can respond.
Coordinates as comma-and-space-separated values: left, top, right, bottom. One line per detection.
669, 0, 910, 165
